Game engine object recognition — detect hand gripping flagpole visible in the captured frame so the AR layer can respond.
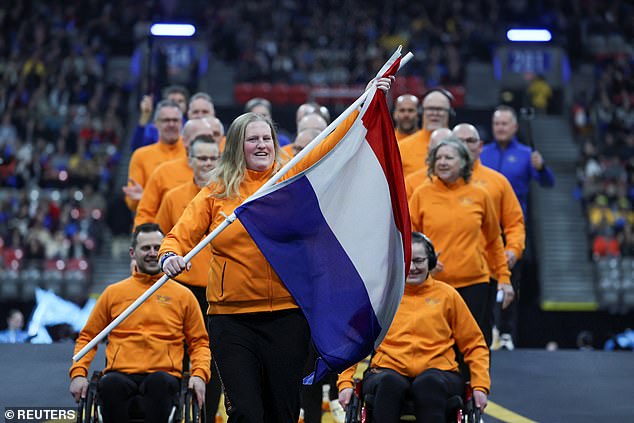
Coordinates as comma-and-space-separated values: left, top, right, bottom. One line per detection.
73, 48, 413, 362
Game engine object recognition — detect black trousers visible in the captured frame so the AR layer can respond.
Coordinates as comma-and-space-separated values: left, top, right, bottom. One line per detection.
457, 280, 497, 347
98, 371, 179, 423
363, 368, 463, 423
208, 309, 311, 423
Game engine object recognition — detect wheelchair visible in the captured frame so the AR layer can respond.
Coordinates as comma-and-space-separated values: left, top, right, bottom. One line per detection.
76, 370, 202, 423
344, 376, 482, 423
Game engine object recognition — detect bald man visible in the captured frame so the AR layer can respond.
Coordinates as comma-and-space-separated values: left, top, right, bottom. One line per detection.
134, 117, 223, 229
393, 94, 420, 141
453, 122, 521, 309
404, 127, 453, 199
297, 112, 328, 133
454, 122, 527, 349
399, 90, 453, 178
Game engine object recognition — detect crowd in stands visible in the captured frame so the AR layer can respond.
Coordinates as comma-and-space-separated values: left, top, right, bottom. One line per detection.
574, 55, 634, 260
0, 0, 134, 290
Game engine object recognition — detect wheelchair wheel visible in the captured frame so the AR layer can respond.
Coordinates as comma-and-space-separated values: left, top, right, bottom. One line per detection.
183, 389, 202, 423
77, 372, 101, 423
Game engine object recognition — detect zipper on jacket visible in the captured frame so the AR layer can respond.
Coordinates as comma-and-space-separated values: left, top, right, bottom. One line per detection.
219, 261, 226, 298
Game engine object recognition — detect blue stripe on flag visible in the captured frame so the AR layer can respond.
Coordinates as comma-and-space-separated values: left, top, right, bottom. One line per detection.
235, 175, 381, 380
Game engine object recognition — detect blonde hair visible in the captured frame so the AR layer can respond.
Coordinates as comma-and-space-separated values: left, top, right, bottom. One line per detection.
208, 112, 284, 198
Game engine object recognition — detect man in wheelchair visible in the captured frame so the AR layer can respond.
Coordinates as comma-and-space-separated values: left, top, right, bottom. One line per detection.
337, 233, 490, 422
69, 223, 211, 422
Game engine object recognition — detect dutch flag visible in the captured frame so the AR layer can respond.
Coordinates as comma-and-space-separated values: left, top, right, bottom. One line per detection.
235, 53, 411, 383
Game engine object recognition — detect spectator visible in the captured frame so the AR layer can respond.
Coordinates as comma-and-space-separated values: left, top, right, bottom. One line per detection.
0, 310, 30, 344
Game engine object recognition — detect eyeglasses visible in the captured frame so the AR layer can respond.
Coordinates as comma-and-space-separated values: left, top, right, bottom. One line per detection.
412, 257, 428, 267
194, 156, 218, 162
158, 118, 181, 124
423, 107, 450, 114
460, 137, 481, 144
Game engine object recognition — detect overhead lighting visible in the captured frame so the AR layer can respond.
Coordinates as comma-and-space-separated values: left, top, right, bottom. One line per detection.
150, 23, 196, 37
506, 29, 552, 42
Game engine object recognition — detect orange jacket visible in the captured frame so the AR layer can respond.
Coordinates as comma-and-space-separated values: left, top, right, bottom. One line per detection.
70, 270, 210, 382
282, 143, 295, 158
404, 168, 429, 200
337, 277, 490, 394
409, 177, 510, 287
395, 128, 417, 142
398, 128, 431, 178
472, 160, 525, 261
159, 111, 359, 315
125, 140, 186, 211
134, 157, 192, 229
156, 180, 208, 289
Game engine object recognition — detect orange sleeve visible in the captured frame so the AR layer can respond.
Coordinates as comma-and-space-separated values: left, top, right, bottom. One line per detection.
155, 190, 176, 234
125, 150, 143, 211
500, 178, 525, 260
70, 289, 112, 379
481, 191, 511, 284
159, 188, 213, 258
336, 362, 359, 392
408, 187, 424, 232
182, 289, 211, 382
283, 110, 360, 179
450, 289, 490, 394
134, 170, 163, 230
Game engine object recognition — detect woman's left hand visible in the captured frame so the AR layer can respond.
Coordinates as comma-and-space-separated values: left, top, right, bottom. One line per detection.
366, 76, 395, 93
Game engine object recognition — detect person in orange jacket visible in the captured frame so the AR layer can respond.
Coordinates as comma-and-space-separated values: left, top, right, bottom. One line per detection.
399, 89, 453, 178
452, 123, 525, 267
404, 127, 452, 200
159, 77, 394, 423
69, 223, 210, 423
123, 100, 186, 211
453, 123, 524, 314
134, 116, 223, 229
393, 94, 420, 142
337, 233, 490, 422
154, 133, 222, 421
409, 137, 513, 346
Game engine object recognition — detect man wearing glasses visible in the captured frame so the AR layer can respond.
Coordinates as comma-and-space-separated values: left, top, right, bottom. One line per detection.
399, 89, 454, 178
133, 117, 223, 228
124, 100, 186, 211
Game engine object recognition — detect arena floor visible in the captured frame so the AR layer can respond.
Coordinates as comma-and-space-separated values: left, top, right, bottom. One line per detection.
0, 344, 632, 422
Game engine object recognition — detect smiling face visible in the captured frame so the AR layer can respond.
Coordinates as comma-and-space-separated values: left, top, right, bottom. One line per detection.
130, 230, 163, 275
406, 242, 428, 285
190, 140, 219, 181
243, 121, 275, 171
155, 105, 183, 144
433, 145, 462, 183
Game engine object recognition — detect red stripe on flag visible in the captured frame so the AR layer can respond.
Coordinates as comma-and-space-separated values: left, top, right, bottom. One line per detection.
361, 90, 412, 269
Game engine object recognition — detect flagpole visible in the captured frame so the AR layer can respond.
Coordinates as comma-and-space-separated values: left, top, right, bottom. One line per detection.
73, 49, 413, 362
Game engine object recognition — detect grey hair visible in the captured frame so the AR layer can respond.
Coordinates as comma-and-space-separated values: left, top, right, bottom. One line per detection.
426, 136, 474, 182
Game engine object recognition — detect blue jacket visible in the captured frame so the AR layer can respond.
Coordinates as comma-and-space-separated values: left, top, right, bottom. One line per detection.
130, 124, 159, 152
480, 138, 555, 217
0, 329, 30, 343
